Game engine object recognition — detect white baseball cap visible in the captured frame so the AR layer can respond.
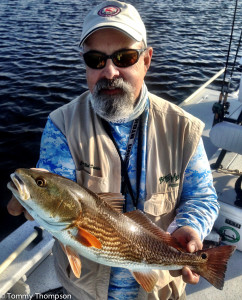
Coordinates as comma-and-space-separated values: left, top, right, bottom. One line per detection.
80, 1, 147, 47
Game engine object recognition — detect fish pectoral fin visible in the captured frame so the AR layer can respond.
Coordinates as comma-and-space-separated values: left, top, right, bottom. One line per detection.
60, 242, 82, 278
76, 226, 102, 249
131, 270, 158, 293
97, 192, 125, 213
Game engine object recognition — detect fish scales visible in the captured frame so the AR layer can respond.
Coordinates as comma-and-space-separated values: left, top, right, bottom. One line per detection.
68, 197, 202, 267
7, 168, 236, 292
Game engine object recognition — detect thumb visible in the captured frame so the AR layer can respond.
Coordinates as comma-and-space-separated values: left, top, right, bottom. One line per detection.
187, 239, 203, 253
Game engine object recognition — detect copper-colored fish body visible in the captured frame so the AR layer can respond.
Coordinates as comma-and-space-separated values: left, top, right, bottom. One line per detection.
7, 168, 236, 292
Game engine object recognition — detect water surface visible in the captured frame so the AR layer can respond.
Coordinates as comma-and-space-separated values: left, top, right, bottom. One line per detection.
0, 0, 241, 238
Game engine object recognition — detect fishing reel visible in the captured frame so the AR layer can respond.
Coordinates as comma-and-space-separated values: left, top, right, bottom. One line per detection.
212, 100, 230, 125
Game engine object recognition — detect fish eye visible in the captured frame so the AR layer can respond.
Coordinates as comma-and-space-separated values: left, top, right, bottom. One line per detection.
35, 177, 46, 187
201, 253, 207, 260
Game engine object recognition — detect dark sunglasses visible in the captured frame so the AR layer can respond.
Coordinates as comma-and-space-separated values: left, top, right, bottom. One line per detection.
82, 48, 147, 69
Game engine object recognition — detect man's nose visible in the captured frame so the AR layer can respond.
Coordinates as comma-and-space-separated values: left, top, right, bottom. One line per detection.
101, 59, 120, 79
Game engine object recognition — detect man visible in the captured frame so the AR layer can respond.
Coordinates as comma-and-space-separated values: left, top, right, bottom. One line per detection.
8, 1, 219, 299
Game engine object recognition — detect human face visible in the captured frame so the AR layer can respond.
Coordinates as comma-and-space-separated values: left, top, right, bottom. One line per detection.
82, 29, 153, 121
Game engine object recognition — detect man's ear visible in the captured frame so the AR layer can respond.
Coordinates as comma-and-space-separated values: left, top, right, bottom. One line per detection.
143, 47, 153, 72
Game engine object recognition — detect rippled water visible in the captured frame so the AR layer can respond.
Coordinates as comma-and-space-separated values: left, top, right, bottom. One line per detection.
0, 0, 241, 238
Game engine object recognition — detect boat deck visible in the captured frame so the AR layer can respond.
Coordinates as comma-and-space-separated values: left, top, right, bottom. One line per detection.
180, 87, 242, 299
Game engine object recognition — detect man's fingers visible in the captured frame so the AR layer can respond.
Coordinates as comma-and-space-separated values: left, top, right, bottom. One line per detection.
187, 239, 203, 253
24, 210, 34, 221
169, 226, 202, 284
170, 267, 200, 284
7, 196, 34, 220
182, 267, 200, 284
30, 168, 49, 172
7, 196, 24, 216
169, 270, 182, 277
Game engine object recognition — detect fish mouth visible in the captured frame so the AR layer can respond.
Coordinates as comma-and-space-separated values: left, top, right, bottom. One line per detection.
7, 173, 30, 201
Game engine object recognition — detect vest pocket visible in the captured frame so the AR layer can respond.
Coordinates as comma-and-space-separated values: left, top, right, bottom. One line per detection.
144, 189, 179, 231
76, 170, 109, 193
144, 190, 178, 216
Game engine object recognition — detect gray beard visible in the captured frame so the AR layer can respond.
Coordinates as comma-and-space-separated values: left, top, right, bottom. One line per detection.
90, 78, 135, 123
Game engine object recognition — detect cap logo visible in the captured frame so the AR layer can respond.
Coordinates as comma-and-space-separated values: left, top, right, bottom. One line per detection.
98, 5, 121, 17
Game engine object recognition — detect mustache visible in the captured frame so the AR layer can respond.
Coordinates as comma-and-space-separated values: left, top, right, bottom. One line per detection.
94, 78, 130, 94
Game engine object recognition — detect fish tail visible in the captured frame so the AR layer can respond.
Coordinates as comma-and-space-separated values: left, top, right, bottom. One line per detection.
194, 245, 236, 290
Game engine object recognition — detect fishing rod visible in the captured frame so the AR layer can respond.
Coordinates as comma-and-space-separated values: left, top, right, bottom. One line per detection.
220, 0, 239, 96
227, 29, 242, 90
224, 29, 242, 99
212, 0, 239, 125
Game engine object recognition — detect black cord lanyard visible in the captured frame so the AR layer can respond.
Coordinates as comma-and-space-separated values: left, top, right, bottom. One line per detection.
235, 175, 242, 207
101, 113, 144, 211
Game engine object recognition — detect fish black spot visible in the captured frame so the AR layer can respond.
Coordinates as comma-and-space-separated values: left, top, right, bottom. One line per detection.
201, 253, 207, 259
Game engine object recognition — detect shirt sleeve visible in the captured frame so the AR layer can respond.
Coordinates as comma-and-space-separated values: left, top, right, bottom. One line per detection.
36, 117, 76, 182
167, 138, 220, 241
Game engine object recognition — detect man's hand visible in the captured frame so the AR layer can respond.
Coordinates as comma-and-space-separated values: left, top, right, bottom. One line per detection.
7, 195, 33, 220
170, 226, 203, 285
7, 168, 49, 220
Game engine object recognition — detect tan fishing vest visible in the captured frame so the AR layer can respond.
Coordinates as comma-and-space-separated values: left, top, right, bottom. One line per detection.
50, 91, 204, 300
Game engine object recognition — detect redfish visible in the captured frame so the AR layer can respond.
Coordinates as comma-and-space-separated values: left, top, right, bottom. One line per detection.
8, 168, 236, 292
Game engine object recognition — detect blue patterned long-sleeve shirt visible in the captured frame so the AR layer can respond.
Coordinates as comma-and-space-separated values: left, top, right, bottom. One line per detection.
37, 106, 219, 299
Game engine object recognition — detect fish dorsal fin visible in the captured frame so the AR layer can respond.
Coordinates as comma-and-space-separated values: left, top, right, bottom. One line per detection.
76, 226, 102, 249
97, 192, 125, 213
131, 270, 158, 293
59, 242, 82, 278
124, 210, 186, 252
